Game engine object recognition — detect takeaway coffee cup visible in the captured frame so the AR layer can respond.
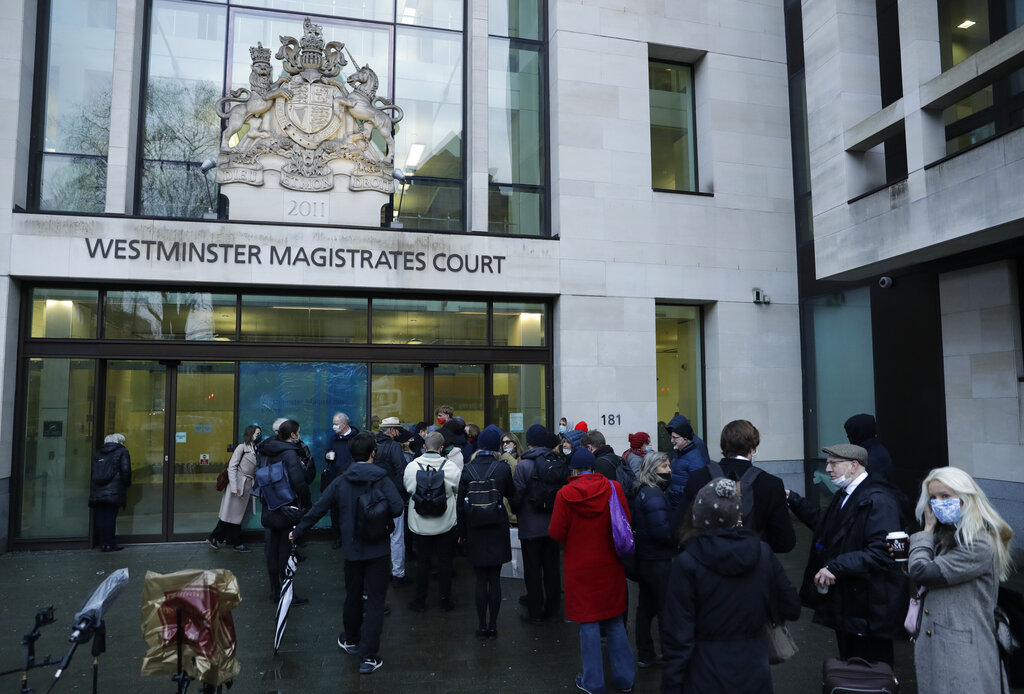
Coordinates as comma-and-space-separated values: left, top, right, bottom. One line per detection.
887, 531, 910, 562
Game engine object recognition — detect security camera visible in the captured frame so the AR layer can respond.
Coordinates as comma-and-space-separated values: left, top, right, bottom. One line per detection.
878, 276, 894, 289
200, 158, 217, 173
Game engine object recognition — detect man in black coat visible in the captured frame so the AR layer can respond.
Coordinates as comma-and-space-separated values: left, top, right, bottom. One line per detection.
581, 429, 622, 479
844, 413, 894, 481
785, 443, 908, 666
323, 412, 360, 547
291, 432, 404, 675
88, 433, 132, 552
680, 419, 795, 554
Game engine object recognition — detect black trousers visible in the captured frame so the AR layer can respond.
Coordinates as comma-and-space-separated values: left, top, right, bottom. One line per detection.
93, 503, 118, 547
343, 555, 391, 659
835, 630, 894, 666
520, 535, 561, 619
265, 528, 292, 595
209, 520, 242, 546
635, 558, 671, 661
412, 527, 458, 606
474, 565, 503, 630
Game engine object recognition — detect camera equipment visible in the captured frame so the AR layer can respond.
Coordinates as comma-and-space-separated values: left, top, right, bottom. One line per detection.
0, 606, 60, 694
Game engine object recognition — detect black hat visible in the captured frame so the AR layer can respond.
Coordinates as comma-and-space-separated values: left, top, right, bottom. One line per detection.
526, 424, 549, 447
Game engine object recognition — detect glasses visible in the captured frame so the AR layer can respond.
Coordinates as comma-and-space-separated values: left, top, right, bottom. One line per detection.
502, 440, 513, 445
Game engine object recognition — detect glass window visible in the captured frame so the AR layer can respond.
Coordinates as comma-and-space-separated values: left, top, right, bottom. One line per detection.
140, 0, 226, 217
393, 177, 464, 231
649, 61, 696, 192
30, 288, 99, 338
489, 38, 545, 235
493, 301, 546, 346
35, 0, 116, 212
397, 0, 463, 31
241, 295, 368, 343
18, 358, 96, 539
489, 0, 542, 40
394, 27, 463, 180
239, 0, 395, 23
105, 360, 166, 536
655, 304, 703, 451
806, 289, 875, 454
372, 298, 488, 345
434, 364, 485, 428
492, 363, 546, 434
371, 363, 425, 427
105, 291, 236, 340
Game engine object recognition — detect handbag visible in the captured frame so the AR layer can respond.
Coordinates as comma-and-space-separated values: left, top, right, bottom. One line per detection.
765, 622, 798, 664
608, 480, 635, 561
215, 468, 229, 492
904, 586, 926, 641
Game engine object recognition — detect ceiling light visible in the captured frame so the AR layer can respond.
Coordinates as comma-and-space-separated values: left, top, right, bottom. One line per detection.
957, 19, 976, 28
405, 143, 425, 168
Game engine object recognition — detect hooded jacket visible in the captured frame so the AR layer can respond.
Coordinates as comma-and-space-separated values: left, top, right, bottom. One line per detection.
257, 437, 314, 508
548, 472, 629, 623
292, 460, 404, 560
666, 414, 711, 465
661, 528, 801, 694
88, 442, 132, 508
844, 414, 894, 481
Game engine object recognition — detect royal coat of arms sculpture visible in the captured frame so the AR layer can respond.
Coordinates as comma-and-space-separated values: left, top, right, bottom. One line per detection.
215, 17, 403, 206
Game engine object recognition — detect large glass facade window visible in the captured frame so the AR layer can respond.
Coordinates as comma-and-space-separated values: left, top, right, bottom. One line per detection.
371, 298, 487, 345
33, 0, 116, 212
649, 61, 697, 193
105, 291, 237, 340
30, 288, 99, 339
655, 305, 703, 450
493, 301, 546, 346
492, 363, 545, 434
18, 358, 96, 539
241, 295, 368, 343
489, 0, 545, 236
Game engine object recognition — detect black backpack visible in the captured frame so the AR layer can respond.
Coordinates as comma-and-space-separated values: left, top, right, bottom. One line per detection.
528, 450, 569, 512
412, 460, 448, 517
91, 451, 119, 485
354, 482, 394, 544
465, 461, 504, 527
706, 462, 762, 529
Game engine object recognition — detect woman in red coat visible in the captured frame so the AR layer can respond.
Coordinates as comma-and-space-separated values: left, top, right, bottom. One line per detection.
549, 448, 635, 694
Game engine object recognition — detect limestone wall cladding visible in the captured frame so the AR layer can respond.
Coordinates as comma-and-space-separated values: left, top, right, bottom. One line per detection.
549, 0, 802, 459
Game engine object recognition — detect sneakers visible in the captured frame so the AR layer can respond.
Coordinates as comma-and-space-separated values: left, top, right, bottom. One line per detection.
337, 636, 359, 654
575, 674, 596, 693
232, 544, 251, 553
359, 657, 383, 674
206, 538, 221, 550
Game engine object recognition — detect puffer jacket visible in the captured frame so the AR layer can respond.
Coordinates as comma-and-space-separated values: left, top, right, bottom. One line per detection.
630, 482, 678, 561
258, 437, 313, 508
88, 442, 132, 508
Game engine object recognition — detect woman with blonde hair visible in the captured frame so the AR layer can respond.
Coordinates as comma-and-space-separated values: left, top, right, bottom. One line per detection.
909, 466, 1014, 694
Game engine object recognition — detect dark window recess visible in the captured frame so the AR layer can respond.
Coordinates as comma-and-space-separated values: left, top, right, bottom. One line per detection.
875, 0, 903, 108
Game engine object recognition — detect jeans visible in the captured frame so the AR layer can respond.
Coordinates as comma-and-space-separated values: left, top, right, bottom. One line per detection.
579, 618, 635, 693
343, 555, 390, 659
520, 536, 561, 619
634, 558, 671, 661
390, 509, 406, 578
412, 527, 458, 606
93, 503, 118, 547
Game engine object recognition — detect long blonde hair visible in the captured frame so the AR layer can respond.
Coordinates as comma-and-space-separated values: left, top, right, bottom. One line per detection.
916, 466, 1014, 581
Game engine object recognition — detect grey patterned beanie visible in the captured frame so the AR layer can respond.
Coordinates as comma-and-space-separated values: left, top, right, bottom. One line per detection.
692, 477, 741, 529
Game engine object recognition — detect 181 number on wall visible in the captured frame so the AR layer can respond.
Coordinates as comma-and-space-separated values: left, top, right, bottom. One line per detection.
601, 414, 621, 426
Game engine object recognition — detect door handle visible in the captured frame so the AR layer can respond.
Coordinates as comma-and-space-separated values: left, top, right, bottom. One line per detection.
164, 455, 169, 462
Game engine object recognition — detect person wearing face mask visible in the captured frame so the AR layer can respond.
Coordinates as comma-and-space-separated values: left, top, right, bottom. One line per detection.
681, 420, 795, 554
907, 466, 1013, 694
629, 451, 678, 669
322, 412, 360, 547
664, 417, 706, 508
785, 443, 908, 665
581, 429, 622, 480
558, 417, 569, 435
622, 432, 652, 474
208, 424, 261, 552
498, 432, 523, 525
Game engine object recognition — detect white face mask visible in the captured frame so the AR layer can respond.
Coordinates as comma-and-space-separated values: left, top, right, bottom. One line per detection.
333, 424, 341, 432
562, 446, 572, 456
644, 445, 654, 452
503, 444, 514, 453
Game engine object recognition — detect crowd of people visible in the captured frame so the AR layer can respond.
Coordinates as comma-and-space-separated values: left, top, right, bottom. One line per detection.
89, 410, 1016, 693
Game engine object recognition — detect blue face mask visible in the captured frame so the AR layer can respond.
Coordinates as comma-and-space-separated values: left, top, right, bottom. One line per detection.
558, 425, 567, 434
930, 497, 962, 526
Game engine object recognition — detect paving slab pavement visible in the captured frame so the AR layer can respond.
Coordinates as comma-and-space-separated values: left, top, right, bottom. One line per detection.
0, 528, 1020, 693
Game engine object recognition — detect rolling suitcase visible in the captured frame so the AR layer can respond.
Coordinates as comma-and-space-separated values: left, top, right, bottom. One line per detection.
822, 657, 899, 694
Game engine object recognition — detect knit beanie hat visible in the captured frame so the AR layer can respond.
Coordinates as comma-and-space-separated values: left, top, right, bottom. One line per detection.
569, 447, 596, 470
526, 424, 549, 447
476, 424, 503, 454
574, 421, 589, 432
628, 432, 650, 450
692, 478, 741, 530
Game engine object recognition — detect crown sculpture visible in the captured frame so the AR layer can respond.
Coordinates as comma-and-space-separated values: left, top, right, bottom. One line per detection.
215, 18, 403, 222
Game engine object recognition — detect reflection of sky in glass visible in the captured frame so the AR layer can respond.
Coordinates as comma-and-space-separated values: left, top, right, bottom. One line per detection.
230, 13, 391, 93
397, 0, 463, 30
44, 0, 116, 153
148, 1, 227, 84
394, 27, 463, 176
488, 39, 542, 184
239, 0, 394, 23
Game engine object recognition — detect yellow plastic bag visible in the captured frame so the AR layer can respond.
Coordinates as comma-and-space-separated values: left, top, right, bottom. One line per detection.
140, 569, 241, 686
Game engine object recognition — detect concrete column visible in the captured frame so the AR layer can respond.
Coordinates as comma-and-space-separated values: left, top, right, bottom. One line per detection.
104, 0, 144, 214
469, 0, 489, 232
898, 0, 945, 180
0, 0, 36, 212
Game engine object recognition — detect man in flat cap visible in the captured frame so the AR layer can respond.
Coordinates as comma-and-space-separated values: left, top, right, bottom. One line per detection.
785, 443, 908, 666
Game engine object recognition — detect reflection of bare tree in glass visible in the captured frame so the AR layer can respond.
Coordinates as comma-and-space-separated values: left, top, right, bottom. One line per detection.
114, 291, 217, 340
39, 89, 111, 212
141, 79, 221, 218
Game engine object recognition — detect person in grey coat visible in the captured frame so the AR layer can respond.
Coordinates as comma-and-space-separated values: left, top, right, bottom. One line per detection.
908, 466, 1014, 694
88, 433, 132, 552
208, 424, 261, 552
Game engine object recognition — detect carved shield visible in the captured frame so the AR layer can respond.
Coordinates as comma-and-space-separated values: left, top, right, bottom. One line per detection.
275, 80, 343, 149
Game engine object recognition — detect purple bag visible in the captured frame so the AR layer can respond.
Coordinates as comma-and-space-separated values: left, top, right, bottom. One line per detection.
608, 481, 635, 561
905, 586, 926, 641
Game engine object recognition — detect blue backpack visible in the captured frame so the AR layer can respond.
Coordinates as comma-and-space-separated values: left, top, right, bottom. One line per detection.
255, 462, 295, 510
